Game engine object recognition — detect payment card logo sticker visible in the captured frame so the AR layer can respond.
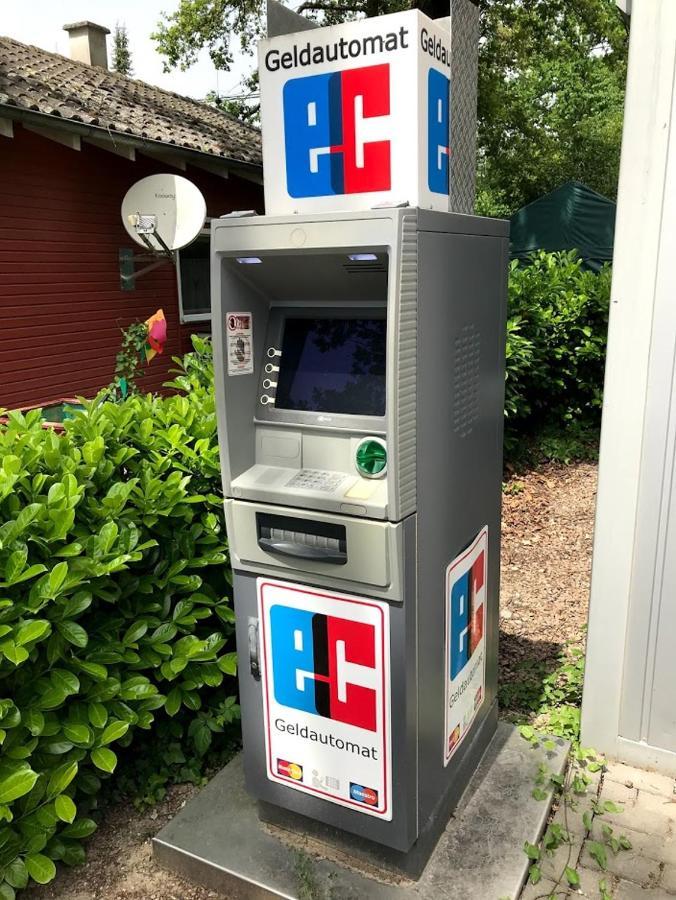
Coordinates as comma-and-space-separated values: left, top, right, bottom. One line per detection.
349, 783, 379, 806
258, 579, 392, 819
444, 527, 488, 766
283, 64, 391, 198
427, 68, 449, 195
277, 759, 304, 781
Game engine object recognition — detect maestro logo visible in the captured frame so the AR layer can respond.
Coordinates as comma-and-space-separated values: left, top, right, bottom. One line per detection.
283, 64, 391, 198
269, 604, 378, 732
349, 782, 379, 806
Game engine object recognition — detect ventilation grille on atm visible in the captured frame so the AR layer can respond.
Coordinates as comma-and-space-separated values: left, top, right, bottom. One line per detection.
453, 324, 481, 438
342, 262, 388, 275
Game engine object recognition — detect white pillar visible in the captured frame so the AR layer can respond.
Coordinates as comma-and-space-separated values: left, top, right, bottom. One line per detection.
581, 0, 676, 771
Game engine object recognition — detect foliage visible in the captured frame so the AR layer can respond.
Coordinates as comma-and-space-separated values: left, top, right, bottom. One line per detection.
477, 0, 628, 215
110, 322, 150, 400
112, 24, 133, 77
206, 73, 261, 126
500, 643, 585, 745
152, 0, 627, 216
504, 252, 611, 455
520, 738, 631, 900
0, 337, 236, 893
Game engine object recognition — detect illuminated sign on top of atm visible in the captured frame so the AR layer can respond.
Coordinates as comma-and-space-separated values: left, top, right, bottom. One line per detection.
259, 10, 452, 215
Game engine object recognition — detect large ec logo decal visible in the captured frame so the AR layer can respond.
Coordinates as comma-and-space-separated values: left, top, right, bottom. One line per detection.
428, 68, 449, 194
270, 604, 378, 732
282, 64, 391, 198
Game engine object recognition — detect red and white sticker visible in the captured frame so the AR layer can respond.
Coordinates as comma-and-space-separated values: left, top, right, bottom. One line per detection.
226, 311, 254, 376
258, 578, 392, 819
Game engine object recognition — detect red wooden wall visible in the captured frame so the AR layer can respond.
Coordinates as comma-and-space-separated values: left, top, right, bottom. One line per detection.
0, 124, 263, 410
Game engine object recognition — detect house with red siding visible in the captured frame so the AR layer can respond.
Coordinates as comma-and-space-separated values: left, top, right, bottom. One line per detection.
0, 22, 264, 411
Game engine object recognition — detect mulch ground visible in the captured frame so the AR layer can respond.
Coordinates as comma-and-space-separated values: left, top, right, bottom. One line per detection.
24, 461, 597, 900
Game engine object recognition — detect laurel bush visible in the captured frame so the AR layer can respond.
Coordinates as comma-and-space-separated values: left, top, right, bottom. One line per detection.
0, 338, 236, 895
505, 251, 611, 448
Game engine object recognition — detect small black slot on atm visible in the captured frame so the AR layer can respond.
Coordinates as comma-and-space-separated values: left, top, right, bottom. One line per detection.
256, 513, 347, 565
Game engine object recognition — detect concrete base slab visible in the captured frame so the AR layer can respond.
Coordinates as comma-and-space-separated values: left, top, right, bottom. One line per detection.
153, 722, 569, 900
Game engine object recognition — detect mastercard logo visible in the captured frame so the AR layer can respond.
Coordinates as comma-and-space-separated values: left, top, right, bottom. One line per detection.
277, 759, 303, 781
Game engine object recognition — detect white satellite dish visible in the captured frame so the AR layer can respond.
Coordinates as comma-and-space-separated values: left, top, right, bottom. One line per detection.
121, 174, 207, 253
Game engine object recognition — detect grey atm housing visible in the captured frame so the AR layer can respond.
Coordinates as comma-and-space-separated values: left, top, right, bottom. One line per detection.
212, 208, 509, 860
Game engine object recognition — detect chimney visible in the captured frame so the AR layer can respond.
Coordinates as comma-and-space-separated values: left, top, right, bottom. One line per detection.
63, 22, 110, 69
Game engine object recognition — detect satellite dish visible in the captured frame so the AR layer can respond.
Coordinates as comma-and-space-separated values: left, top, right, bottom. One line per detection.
121, 174, 207, 252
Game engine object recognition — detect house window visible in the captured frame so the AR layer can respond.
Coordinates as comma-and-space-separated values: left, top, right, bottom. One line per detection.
177, 229, 210, 322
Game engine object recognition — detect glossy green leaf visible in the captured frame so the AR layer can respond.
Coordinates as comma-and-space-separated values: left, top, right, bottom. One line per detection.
100, 721, 129, 745
25, 853, 56, 885
0, 768, 39, 803
56, 621, 88, 648
55, 794, 77, 823
90, 748, 117, 773
47, 761, 78, 798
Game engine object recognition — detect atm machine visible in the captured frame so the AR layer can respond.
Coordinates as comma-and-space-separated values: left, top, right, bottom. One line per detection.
212, 205, 508, 868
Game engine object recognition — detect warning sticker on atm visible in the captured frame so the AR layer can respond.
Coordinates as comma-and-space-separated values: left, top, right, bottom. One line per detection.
226, 311, 254, 375
444, 527, 488, 766
258, 578, 392, 819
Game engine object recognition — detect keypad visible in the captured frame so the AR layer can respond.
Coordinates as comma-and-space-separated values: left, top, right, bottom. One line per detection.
286, 469, 346, 493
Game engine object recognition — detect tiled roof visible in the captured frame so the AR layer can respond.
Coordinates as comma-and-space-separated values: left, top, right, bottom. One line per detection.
0, 35, 262, 168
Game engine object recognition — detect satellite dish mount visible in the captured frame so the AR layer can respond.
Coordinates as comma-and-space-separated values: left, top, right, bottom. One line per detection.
119, 174, 207, 290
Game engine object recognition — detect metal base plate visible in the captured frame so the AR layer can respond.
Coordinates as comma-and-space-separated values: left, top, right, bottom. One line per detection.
153, 722, 568, 900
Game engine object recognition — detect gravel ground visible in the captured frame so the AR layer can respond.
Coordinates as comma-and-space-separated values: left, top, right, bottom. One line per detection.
23, 461, 597, 900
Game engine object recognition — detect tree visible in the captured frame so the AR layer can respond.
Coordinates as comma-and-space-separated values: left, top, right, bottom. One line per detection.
152, 0, 628, 213
112, 23, 134, 76
476, 0, 628, 215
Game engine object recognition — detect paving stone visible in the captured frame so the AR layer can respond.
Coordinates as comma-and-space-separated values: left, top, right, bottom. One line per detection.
590, 821, 667, 863
576, 864, 618, 898
579, 834, 661, 886
660, 863, 676, 895
661, 837, 676, 868
613, 878, 672, 899
539, 832, 585, 881
600, 778, 639, 809
599, 786, 675, 837
606, 763, 676, 800
520, 875, 563, 899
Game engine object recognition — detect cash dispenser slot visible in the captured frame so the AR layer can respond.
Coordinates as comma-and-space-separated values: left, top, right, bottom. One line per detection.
256, 512, 347, 565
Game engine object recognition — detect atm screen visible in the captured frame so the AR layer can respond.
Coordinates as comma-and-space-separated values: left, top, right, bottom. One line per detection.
275, 317, 386, 416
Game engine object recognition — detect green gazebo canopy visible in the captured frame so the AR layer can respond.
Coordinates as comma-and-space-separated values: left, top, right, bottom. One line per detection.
510, 180, 616, 271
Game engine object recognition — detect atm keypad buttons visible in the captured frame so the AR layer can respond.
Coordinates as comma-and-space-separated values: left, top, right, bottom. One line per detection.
286, 469, 346, 492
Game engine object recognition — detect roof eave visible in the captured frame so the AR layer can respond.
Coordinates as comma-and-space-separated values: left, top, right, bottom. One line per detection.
0, 102, 263, 179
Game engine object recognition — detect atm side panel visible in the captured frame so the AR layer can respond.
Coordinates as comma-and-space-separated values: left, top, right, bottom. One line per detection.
415, 225, 508, 831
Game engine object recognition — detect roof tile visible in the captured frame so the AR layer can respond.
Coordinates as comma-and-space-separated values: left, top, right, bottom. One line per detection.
0, 34, 261, 168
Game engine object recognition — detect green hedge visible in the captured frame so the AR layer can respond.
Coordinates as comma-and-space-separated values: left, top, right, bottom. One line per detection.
0, 339, 236, 896
505, 251, 611, 446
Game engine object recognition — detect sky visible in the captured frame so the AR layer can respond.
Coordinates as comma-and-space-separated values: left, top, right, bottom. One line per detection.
2, 0, 253, 100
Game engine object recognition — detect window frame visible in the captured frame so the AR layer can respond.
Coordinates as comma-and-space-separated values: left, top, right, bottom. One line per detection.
177, 221, 212, 324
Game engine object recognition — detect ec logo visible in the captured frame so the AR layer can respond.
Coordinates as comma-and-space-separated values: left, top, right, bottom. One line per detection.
428, 68, 449, 194
449, 550, 485, 680
283, 64, 391, 198
269, 604, 378, 732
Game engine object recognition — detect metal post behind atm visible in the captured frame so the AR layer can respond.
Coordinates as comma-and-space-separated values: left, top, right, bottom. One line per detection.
211, 207, 508, 870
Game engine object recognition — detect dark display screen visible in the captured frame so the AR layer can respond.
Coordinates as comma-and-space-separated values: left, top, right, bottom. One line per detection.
275, 317, 386, 416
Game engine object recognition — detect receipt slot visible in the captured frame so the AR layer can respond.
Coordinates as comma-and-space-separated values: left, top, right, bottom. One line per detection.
212, 206, 508, 865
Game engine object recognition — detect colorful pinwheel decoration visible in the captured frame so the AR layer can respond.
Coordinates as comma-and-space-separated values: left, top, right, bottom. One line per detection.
145, 308, 167, 362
